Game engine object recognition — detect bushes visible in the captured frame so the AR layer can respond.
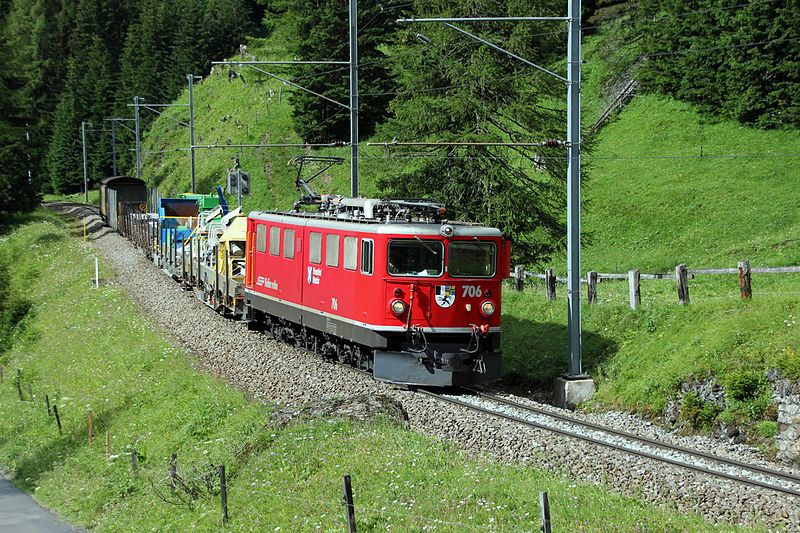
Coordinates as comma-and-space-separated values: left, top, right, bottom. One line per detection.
679, 392, 721, 432
724, 370, 765, 402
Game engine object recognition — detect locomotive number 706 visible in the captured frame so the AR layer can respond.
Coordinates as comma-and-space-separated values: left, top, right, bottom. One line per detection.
462, 285, 482, 298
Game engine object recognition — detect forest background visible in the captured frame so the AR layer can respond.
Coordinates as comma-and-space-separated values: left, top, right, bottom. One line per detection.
0, 0, 797, 264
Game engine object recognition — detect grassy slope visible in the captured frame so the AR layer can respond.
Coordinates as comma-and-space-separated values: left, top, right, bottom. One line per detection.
0, 212, 727, 531
136, 31, 800, 431
502, 41, 800, 430
583, 96, 800, 272
141, 38, 360, 211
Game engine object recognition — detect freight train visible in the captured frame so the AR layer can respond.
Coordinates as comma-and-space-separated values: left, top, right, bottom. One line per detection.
108, 182, 511, 387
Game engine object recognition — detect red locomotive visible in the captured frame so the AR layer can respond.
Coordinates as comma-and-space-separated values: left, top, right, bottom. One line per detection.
244, 196, 511, 386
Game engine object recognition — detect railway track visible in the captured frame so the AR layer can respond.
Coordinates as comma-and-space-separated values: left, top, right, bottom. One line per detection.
255, 332, 800, 499
415, 387, 800, 498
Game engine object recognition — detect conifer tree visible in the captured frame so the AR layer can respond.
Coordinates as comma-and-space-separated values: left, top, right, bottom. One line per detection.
276, 0, 396, 143
0, 27, 40, 211
45, 0, 134, 191
636, 0, 800, 128
374, 0, 571, 264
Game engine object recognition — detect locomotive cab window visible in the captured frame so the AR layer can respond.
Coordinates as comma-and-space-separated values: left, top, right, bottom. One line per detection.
449, 241, 497, 277
309, 232, 322, 264
256, 225, 267, 253
387, 239, 443, 277
269, 227, 280, 256
361, 239, 374, 274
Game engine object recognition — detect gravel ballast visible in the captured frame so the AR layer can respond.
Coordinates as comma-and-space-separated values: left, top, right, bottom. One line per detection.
56, 203, 799, 529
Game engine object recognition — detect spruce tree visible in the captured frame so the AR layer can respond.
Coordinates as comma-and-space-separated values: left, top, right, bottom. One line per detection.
636, 0, 800, 128
374, 0, 571, 264
276, 0, 396, 143
46, 0, 134, 191
0, 29, 40, 211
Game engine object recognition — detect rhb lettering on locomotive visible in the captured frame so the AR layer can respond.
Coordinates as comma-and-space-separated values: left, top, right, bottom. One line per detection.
306, 266, 322, 285
255, 276, 278, 291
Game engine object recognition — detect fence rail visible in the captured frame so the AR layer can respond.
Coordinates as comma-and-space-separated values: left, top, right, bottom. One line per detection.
513, 259, 799, 309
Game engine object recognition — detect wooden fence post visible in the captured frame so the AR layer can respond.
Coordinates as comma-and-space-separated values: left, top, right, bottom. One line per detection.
27, 383, 33, 401
675, 264, 690, 304
131, 449, 139, 476
628, 269, 640, 310
53, 404, 62, 435
738, 260, 752, 300
170, 452, 178, 493
514, 265, 524, 292
539, 491, 552, 533
45, 394, 51, 417
586, 271, 598, 304
343, 474, 357, 533
220, 464, 229, 524
545, 269, 556, 301
16, 370, 23, 400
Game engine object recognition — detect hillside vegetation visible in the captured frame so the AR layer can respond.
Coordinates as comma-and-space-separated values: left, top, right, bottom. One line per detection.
138, 26, 800, 442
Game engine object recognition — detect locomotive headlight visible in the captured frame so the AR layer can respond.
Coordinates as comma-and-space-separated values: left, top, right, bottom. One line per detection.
440, 224, 454, 238
390, 299, 407, 316
480, 300, 496, 317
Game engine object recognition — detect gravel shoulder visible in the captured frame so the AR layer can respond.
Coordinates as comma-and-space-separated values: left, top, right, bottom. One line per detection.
53, 202, 799, 530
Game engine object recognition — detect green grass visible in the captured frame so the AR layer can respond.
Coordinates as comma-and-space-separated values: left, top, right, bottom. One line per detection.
580, 95, 800, 273
500, 91, 800, 427
42, 190, 100, 206
140, 38, 359, 213
503, 273, 800, 418
0, 212, 749, 531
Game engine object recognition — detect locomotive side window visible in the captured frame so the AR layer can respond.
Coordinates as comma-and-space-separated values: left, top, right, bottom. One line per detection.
344, 236, 358, 270
283, 229, 295, 259
256, 224, 267, 253
449, 241, 497, 277
387, 239, 443, 276
269, 226, 280, 256
326, 234, 340, 267
309, 232, 322, 264
361, 239, 374, 274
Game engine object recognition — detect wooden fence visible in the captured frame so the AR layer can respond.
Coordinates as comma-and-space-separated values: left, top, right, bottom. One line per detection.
513, 260, 800, 309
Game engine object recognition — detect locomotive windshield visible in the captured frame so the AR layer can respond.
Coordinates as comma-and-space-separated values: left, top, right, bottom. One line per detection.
387, 239, 443, 276
448, 241, 496, 277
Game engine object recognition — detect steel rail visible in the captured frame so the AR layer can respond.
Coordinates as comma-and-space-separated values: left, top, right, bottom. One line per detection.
416, 388, 800, 498
466, 388, 800, 486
